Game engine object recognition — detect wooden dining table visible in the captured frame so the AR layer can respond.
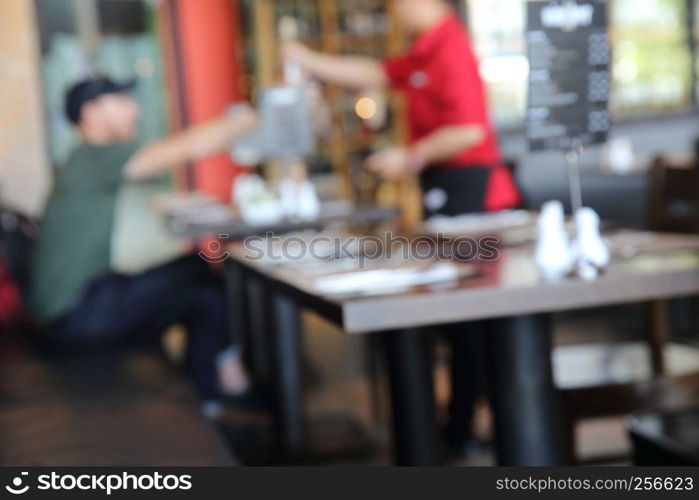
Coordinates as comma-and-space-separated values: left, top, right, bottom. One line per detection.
221, 227, 699, 466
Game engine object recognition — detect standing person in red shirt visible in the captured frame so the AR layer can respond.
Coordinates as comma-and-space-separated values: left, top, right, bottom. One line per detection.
284, 0, 520, 457
284, 0, 519, 214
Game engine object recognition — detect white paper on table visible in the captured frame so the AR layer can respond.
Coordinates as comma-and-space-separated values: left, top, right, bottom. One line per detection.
425, 210, 534, 234
312, 263, 461, 296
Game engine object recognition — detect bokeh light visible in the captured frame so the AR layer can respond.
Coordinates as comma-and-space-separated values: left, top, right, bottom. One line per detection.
355, 96, 377, 120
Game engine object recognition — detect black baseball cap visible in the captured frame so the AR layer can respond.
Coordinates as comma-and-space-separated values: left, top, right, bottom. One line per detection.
64, 76, 136, 125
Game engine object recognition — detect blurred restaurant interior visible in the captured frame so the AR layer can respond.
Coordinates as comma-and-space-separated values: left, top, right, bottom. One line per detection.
1, 0, 699, 466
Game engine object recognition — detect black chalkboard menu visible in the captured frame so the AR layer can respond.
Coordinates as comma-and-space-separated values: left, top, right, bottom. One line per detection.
526, 0, 610, 152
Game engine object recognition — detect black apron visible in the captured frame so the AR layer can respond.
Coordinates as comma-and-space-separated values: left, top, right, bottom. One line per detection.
419, 166, 491, 219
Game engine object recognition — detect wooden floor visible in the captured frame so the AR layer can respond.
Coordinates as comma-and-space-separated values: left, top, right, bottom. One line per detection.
1, 303, 697, 466
0, 332, 235, 466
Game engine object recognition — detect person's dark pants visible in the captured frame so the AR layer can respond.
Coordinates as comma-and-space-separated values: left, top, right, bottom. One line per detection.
49, 256, 234, 399
420, 166, 491, 450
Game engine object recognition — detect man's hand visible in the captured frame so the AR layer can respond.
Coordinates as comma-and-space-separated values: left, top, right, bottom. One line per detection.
365, 147, 410, 181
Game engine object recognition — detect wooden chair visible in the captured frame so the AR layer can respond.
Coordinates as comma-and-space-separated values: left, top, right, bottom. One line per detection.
628, 406, 699, 465
644, 156, 699, 366
558, 157, 699, 463
646, 156, 699, 234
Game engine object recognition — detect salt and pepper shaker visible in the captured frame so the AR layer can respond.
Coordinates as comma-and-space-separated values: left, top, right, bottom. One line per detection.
296, 181, 321, 221
535, 201, 574, 281
233, 174, 285, 226
572, 207, 610, 281
277, 176, 320, 222
535, 201, 610, 282
230, 15, 322, 225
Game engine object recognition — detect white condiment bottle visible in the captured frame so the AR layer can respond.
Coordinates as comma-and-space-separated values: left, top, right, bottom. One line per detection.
535, 200, 574, 282
573, 207, 610, 281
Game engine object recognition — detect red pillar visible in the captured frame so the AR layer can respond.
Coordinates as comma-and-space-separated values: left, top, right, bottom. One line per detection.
172, 0, 244, 202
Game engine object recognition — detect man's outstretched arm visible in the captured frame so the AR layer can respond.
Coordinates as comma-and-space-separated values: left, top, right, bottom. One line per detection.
125, 105, 258, 180
283, 42, 388, 90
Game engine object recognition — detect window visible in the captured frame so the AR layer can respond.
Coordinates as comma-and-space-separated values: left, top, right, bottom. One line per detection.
35, 0, 168, 165
466, 0, 528, 128
463, 0, 697, 129
610, 0, 692, 117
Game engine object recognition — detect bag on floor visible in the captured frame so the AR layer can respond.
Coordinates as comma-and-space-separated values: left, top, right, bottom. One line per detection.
0, 208, 36, 328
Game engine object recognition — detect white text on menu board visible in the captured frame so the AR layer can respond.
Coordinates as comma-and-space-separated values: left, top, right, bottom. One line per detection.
541, 2, 594, 31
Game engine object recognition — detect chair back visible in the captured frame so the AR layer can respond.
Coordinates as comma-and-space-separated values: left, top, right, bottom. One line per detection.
646, 158, 699, 233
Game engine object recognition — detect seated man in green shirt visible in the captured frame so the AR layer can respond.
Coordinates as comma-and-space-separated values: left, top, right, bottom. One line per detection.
31, 76, 258, 410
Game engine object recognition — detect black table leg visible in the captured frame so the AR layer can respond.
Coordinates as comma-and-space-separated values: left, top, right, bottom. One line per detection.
224, 260, 250, 348
381, 329, 441, 465
268, 290, 306, 457
485, 314, 566, 466
245, 274, 271, 379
